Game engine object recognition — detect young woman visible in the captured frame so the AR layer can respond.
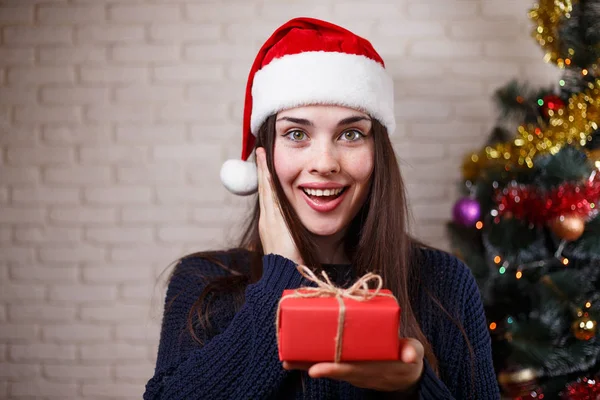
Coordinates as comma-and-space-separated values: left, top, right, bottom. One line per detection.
144, 18, 500, 399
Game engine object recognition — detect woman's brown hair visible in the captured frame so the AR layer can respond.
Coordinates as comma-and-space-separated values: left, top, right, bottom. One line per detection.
175, 114, 449, 370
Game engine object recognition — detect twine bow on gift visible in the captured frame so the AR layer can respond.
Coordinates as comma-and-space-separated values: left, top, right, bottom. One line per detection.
276, 265, 397, 363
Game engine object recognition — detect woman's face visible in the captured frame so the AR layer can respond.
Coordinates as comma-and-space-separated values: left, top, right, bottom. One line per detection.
273, 105, 375, 237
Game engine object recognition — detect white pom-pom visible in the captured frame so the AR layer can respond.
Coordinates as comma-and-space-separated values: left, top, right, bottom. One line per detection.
220, 159, 258, 196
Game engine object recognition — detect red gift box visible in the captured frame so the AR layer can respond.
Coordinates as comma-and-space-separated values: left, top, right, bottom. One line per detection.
276, 267, 401, 363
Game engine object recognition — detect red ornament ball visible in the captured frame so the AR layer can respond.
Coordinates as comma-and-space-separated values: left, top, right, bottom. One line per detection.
561, 376, 600, 399
541, 95, 565, 118
571, 316, 597, 341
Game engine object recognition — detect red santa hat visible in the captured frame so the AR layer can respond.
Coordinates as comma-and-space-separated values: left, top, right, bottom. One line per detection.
220, 17, 395, 196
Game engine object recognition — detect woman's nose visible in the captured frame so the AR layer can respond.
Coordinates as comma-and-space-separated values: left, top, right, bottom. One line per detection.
309, 145, 340, 176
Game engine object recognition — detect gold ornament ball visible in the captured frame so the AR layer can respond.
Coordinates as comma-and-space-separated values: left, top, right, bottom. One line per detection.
498, 368, 538, 396
549, 215, 586, 241
572, 316, 597, 341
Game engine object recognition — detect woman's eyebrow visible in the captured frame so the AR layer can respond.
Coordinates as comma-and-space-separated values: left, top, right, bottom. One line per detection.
337, 116, 371, 126
276, 115, 371, 127
276, 117, 314, 126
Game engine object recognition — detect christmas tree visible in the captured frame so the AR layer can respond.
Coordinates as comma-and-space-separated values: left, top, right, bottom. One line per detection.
447, 0, 600, 398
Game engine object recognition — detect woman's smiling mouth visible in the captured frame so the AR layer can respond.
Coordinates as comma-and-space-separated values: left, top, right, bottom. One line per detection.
299, 186, 349, 212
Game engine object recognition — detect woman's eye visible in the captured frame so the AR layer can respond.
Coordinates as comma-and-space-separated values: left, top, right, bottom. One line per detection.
341, 130, 364, 141
286, 130, 307, 141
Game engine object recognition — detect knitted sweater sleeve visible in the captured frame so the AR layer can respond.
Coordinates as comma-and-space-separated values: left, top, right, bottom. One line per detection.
417, 251, 500, 400
143, 253, 305, 400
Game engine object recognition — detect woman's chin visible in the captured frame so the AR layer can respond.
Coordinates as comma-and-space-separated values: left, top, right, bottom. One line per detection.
305, 223, 343, 237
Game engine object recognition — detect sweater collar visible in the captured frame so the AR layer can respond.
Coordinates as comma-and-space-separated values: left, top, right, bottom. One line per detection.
321, 262, 354, 287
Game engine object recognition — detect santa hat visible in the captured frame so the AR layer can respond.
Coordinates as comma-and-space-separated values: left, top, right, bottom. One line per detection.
220, 17, 395, 196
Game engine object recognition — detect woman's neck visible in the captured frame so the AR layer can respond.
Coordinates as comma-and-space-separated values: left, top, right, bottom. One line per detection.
311, 230, 350, 265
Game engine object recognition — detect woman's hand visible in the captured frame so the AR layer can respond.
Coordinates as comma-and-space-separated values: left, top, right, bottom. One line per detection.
256, 147, 304, 265
283, 338, 424, 393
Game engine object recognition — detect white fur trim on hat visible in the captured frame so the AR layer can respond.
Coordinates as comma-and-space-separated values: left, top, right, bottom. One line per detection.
250, 51, 395, 135
220, 159, 258, 196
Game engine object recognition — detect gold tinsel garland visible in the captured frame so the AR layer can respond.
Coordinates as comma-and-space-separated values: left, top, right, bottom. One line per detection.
463, 79, 600, 181
528, 0, 575, 67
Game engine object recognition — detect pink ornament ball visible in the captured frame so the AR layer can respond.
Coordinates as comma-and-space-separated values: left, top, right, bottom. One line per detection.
453, 197, 481, 227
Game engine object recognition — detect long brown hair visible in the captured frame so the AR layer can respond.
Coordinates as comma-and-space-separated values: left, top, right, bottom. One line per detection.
179, 115, 466, 376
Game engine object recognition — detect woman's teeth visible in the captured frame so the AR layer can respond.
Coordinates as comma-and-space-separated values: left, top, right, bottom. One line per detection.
302, 187, 345, 197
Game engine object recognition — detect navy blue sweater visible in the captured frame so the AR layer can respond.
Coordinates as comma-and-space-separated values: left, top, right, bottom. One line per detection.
144, 248, 500, 399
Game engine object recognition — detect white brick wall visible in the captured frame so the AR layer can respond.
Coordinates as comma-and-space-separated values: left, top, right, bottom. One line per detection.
0, 0, 560, 398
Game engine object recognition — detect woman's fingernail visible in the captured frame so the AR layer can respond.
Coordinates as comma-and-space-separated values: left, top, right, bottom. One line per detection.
308, 365, 321, 375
